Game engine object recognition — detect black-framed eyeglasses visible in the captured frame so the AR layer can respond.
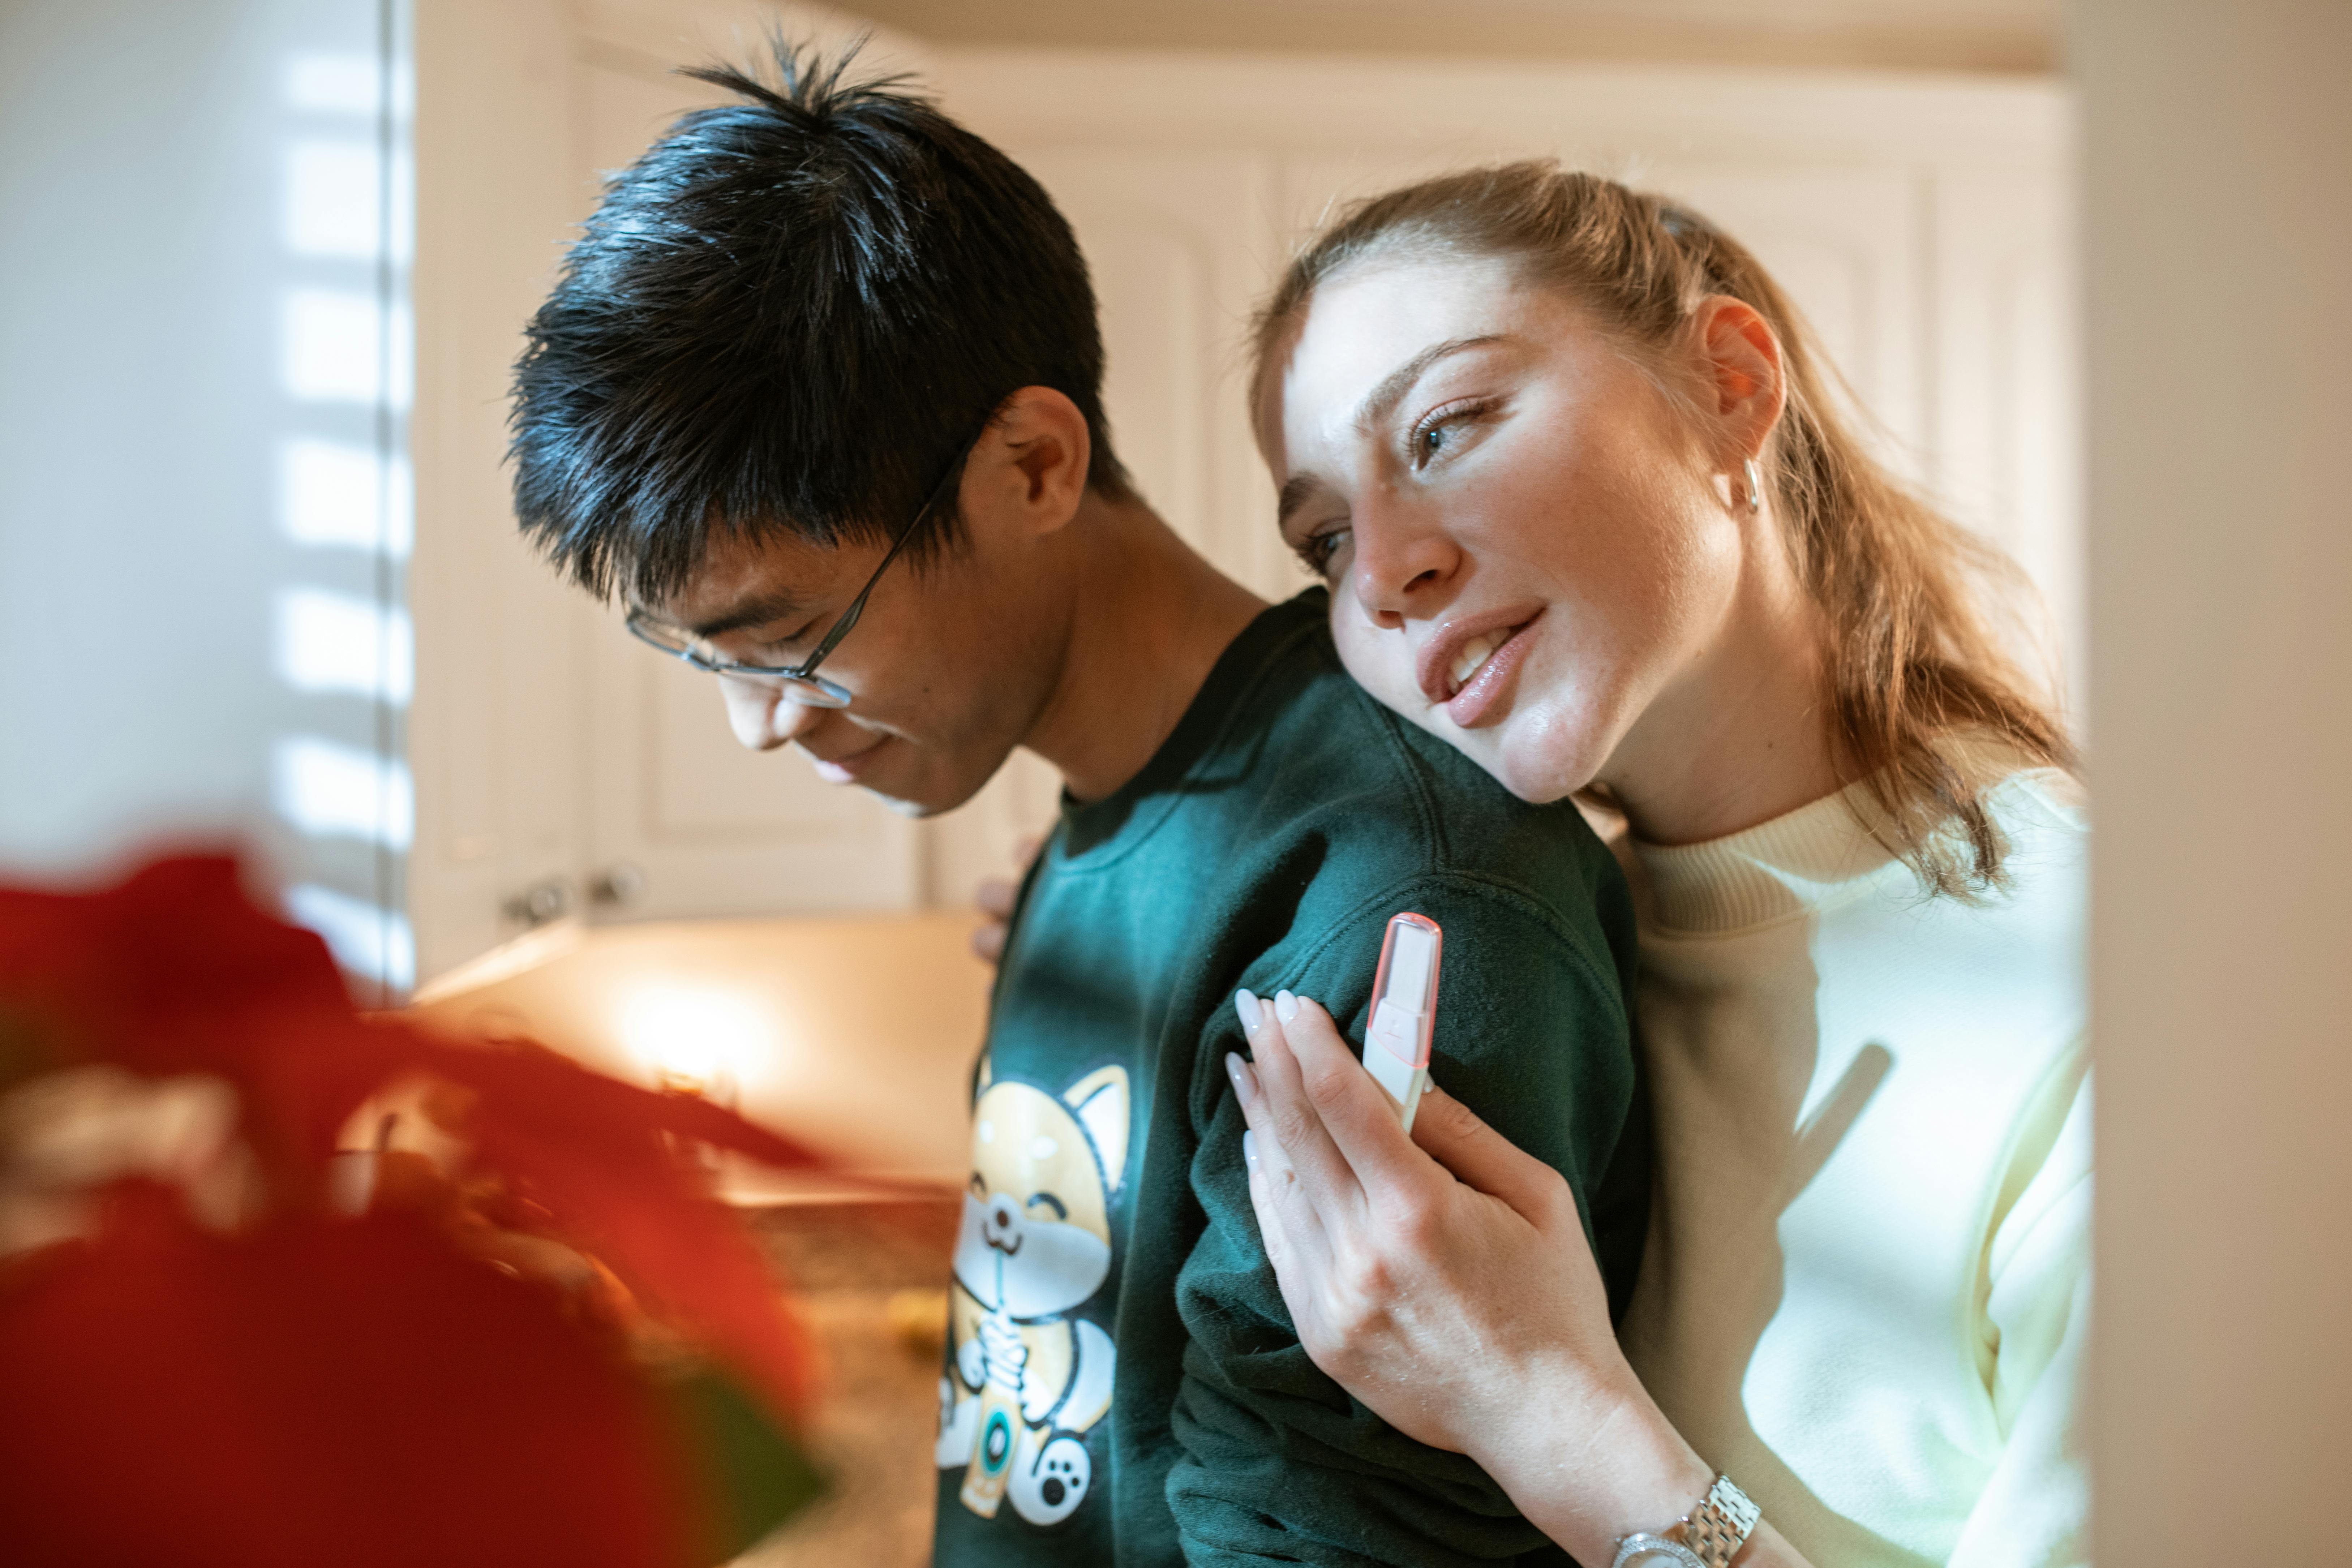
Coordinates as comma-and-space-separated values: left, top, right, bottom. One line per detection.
624, 437, 974, 710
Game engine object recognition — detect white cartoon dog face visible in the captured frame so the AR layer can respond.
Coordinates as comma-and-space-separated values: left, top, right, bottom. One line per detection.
954, 1065, 1128, 1319
939, 1062, 1129, 1529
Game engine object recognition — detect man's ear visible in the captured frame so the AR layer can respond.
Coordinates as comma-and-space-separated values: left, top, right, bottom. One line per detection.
961, 385, 1094, 545
1690, 295, 1787, 468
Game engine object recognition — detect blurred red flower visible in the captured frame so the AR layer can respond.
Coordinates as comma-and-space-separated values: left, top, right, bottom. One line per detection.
0, 854, 831, 1568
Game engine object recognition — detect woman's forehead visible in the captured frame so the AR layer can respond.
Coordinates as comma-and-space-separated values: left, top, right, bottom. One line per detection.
1291, 253, 1519, 378
1265, 256, 1574, 456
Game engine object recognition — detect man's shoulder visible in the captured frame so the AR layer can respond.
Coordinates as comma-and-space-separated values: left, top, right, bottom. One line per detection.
1224, 609, 1622, 925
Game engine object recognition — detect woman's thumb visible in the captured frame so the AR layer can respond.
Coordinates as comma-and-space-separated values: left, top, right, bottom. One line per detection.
1411, 1082, 1574, 1225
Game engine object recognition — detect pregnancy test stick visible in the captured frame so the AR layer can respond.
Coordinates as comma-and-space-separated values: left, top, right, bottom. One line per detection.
1364, 912, 1442, 1133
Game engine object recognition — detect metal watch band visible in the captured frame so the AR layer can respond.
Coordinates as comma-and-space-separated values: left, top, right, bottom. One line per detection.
1611, 1474, 1761, 1568
1675, 1474, 1762, 1568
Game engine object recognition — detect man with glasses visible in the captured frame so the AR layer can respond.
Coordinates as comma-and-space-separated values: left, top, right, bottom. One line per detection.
620, 437, 965, 714
511, 44, 1648, 1568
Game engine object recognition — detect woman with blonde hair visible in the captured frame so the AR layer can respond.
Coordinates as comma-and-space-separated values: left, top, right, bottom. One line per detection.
1223, 163, 2087, 1568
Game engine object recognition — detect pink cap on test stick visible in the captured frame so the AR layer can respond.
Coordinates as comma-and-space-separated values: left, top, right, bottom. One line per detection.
1366, 913, 1441, 1070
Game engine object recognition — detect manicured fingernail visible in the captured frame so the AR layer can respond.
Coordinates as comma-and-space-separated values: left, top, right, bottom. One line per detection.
1274, 990, 1299, 1024
1242, 1129, 1259, 1171
1235, 988, 1263, 1032
1224, 1051, 1259, 1106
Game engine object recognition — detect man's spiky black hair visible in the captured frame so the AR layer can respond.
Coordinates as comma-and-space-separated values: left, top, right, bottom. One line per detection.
509, 39, 1130, 603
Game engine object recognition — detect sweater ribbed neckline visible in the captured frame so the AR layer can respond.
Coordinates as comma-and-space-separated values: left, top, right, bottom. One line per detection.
1630, 781, 1903, 935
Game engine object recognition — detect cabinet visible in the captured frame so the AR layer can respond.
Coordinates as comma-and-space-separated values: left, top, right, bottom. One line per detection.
412, 3, 2078, 986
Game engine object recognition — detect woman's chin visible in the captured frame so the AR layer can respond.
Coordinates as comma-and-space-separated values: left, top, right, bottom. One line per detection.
1402, 683, 1608, 804
1481, 715, 1608, 806
1444, 735, 1569, 806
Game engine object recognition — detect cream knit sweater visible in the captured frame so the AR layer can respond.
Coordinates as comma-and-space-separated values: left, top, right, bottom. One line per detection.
1619, 769, 2089, 1568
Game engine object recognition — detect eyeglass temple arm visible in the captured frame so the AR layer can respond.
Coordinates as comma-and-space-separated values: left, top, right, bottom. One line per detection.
794, 453, 965, 675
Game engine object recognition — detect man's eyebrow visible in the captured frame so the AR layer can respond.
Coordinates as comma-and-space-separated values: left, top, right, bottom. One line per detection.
657, 590, 811, 641
1351, 334, 1510, 435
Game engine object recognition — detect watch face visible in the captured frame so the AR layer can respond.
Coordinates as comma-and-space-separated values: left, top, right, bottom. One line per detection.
1610, 1536, 1708, 1568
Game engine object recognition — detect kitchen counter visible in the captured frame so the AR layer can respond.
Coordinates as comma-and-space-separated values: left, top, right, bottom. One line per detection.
407, 913, 990, 1561
407, 911, 993, 1194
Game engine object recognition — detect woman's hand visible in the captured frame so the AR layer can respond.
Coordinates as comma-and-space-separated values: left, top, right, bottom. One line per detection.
1227, 988, 1622, 1453
1226, 988, 1731, 1566
969, 835, 1043, 965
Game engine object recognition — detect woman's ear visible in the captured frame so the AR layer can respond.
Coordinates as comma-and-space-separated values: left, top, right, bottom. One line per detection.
962, 385, 1094, 545
1691, 295, 1787, 467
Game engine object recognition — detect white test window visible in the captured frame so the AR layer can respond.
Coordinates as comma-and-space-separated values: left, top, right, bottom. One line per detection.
1382, 921, 1436, 1015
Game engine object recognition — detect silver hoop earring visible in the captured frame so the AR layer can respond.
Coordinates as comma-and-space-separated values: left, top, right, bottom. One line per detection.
1742, 456, 1764, 516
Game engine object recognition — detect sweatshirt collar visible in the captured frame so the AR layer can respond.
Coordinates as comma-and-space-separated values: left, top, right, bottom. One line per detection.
1058, 590, 1326, 862
1630, 780, 1904, 934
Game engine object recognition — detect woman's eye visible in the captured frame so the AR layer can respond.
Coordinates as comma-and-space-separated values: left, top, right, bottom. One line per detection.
1408, 398, 1491, 470
1295, 526, 1352, 577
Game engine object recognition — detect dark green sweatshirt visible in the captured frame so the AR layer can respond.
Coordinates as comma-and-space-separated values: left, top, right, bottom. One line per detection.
931, 591, 1647, 1567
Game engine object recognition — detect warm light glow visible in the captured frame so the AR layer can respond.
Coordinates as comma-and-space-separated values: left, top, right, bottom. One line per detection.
614, 985, 777, 1103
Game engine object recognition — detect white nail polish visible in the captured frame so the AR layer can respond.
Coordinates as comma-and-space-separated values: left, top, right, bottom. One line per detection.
1274, 990, 1299, 1024
1235, 988, 1263, 1032
1243, 1129, 1259, 1169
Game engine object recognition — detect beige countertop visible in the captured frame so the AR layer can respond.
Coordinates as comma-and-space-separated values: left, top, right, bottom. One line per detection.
406, 912, 991, 1195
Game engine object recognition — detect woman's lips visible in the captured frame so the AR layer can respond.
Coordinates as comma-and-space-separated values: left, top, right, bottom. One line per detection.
1443, 616, 1538, 728
1417, 605, 1541, 704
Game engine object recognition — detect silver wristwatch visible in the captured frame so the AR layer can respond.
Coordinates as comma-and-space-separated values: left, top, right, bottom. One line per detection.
1609, 1474, 1762, 1568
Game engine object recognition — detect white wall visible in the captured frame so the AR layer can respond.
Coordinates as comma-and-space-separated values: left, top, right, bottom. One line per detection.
0, 0, 414, 997
2081, 0, 2352, 1551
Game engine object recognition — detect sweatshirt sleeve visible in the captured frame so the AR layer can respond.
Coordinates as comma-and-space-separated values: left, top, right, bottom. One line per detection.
1946, 1071, 2093, 1568
1163, 873, 1641, 1567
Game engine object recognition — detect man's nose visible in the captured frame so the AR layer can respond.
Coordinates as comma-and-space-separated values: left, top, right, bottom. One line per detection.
1349, 504, 1460, 631
720, 675, 824, 751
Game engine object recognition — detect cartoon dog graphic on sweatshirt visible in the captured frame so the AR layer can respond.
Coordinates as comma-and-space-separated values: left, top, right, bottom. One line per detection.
936, 1060, 1127, 1528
